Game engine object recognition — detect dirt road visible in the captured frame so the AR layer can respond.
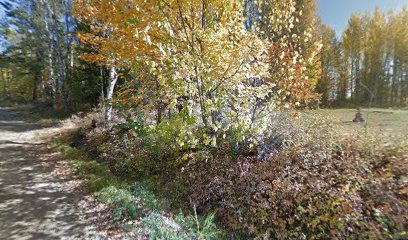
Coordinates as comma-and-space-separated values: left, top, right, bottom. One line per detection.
0, 108, 101, 240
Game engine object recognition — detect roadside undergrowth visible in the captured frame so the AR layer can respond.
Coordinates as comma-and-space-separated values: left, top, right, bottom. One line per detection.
54, 130, 224, 239
52, 109, 408, 239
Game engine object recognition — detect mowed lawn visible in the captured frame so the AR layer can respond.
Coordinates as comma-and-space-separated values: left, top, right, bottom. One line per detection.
313, 108, 408, 138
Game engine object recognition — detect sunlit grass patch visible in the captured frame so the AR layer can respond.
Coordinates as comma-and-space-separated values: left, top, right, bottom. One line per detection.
143, 209, 223, 240
315, 108, 408, 138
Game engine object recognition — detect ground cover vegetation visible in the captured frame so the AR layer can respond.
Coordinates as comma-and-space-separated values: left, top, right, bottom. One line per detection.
0, 0, 407, 239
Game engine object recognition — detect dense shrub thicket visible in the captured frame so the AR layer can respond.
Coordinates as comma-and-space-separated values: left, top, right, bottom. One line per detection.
185, 139, 407, 239
75, 111, 407, 239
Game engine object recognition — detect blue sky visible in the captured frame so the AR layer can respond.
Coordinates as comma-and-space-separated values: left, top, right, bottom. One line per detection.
317, 0, 408, 34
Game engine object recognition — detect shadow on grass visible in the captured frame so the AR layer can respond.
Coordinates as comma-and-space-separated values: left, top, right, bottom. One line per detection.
0, 99, 93, 127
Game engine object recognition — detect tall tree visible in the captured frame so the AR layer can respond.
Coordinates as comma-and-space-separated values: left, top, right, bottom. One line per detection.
40, 0, 57, 105
74, 0, 159, 123
364, 8, 387, 105
1, 0, 74, 107
317, 24, 339, 106
341, 13, 365, 103
387, 8, 408, 105
3, 1, 47, 101
321, 7, 408, 107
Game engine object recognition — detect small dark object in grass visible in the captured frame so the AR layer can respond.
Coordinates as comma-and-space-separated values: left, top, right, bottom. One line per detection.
91, 119, 97, 128
353, 108, 365, 123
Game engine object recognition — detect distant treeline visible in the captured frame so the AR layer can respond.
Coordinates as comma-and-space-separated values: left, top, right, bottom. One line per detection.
318, 7, 408, 107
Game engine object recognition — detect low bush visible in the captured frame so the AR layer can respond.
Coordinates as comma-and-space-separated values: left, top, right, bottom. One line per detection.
96, 185, 143, 220
64, 110, 407, 238
184, 135, 408, 239
83, 116, 179, 180
55, 130, 226, 239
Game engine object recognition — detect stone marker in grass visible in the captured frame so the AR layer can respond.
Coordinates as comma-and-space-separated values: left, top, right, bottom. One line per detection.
353, 108, 365, 123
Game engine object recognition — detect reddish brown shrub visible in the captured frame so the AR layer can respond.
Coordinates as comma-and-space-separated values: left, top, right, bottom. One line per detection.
183, 139, 408, 239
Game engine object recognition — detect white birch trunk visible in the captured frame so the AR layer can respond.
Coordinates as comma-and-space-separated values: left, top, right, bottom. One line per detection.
50, 0, 68, 110
42, 0, 57, 106
105, 65, 118, 124
62, 0, 73, 70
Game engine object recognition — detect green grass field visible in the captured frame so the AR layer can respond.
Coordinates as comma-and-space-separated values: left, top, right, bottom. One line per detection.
315, 108, 408, 138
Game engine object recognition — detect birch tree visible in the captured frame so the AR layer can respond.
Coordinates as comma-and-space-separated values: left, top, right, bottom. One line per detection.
73, 0, 157, 123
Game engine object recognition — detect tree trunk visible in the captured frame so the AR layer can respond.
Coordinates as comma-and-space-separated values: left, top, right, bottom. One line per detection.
42, 0, 57, 106
391, 57, 398, 104
1, 69, 5, 97
41, 71, 46, 99
100, 66, 105, 104
56, 51, 68, 110
355, 57, 361, 103
32, 72, 41, 101
52, 2, 68, 111
401, 70, 407, 104
62, 0, 73, 79
32, 82, 38, 101
4, 69, 9, 98
44, 0, 68, 111
47, 49, 57, 104
350, 58, 355, 99
105, 65, 118, 124
1, 68, 7, 97
32, 53, 43, 102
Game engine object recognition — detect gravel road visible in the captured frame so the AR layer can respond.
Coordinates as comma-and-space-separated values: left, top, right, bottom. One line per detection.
0, 107, 101, 240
